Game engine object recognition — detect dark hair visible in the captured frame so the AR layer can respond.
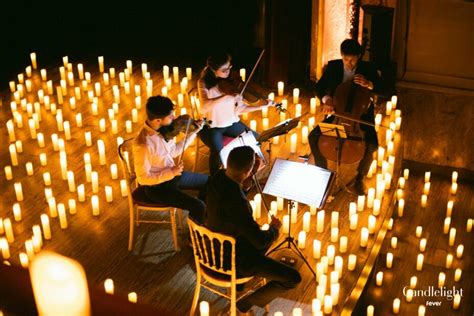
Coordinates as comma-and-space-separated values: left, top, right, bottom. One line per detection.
146, 96, 174, 120
227, 146, 255, 174
199, 53, 232, 89
340, 39, 362, 56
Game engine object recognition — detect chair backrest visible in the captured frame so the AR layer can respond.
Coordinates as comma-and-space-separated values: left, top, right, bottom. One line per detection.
187, 218, 237, 279
118, 138, 137, 204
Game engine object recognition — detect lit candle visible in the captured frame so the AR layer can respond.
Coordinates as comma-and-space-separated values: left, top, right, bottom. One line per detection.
386, 101, 392, 116
391, 237, 398, 249
419, 238, 427, 252
467, 219, 473, 232
452, 171, 458, 183
348, 254, 357, 271
377, 147, 385, 166
449, 228, 456, 246
290, 203, 297, 223
78, 184, 86, 202
357, 196, 365, 212
57, 203, 68, 229
368, 215, 376, 234
403, 168, 409, 180
367, 188, 375, 208
25, 239, 35, 259
67, 171, 76, 192
120, 180, 128, 197
293, 88, 299, 104
40, 214, 51, 240
330, 211, 338, 229
376, 271, 383, 286
450, 182, 458, 195
14, 182, 24, 201
0, 238, 10, 259
297, 231, 306, 249
350, 214, 358, 230
410, 276, 417, 289
105, 186, 113, 203
30, 52, 37, 69
313, 239, 321, 259
98, 56, 104, 72
85, 131, 92, 147
277, 81, 284, 96
98, 139, 106, 165
446, 254, 453, 269
30, 252, 91, 316
393, 298, 400, 314
446, 201, 453, 217
239, 68, 246, 81
323, 295, 332, 314
416, 226, 423, 238
339, 236, 347, 253
9, 144, 18, 166
421, 194, 427, 208
388, 218, 394, 230
441, 217, 451, 235
330, 227, 339, 243
295, 103, 302, 117
91, 195, 100, 216
104, 279, 114, 294
360, 228, 369, 247
372, 199, 381, 216
456, 244, 464, 258
453, 294, 461, 310
13, 203, 22, 221
302, 126, 308, 144
67, 199, 76, 215
3, 218, 14, 242
48, 197, 57, 217
92, 172, 99, 193
422, 182, 430, 195
310, 97, 317, 114
424, 171, 430, 183
386, 252, 393, 268
282, 215, 289, 234
406, 289, 414, 302
416, 254, 424, 271
437, 272, 446, 288
454, 268, 462, 282
200, 301, 209, 316
330, 283, 339, 305
303, 211, 311, 232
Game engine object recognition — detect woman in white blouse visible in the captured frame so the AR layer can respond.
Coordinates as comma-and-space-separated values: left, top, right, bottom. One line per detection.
198, 53, 273, 174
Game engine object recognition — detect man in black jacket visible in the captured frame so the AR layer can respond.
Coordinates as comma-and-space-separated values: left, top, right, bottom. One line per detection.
309, 39, 382, 195
206, 146, 301, 313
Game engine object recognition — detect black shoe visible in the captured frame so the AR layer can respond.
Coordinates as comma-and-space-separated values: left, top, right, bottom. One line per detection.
354, 178, 366, 196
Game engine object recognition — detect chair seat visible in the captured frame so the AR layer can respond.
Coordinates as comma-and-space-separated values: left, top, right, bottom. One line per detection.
222, 136, 235, 147
201, 265, 253, 287
132, 186, 170, 208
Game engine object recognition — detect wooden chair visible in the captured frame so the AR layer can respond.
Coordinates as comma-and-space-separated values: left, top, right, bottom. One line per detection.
187, 218, 265, 316
118, 138, 183, 252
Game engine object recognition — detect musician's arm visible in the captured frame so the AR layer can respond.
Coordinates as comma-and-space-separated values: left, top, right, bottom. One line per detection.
314, 62, 334, 104
197, 80, 233, 114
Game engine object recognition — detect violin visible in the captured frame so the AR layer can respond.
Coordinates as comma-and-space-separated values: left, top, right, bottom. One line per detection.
159, 115, 211, 142
317, 79, 371, 164
242, 153, 265, 192
217, 73, 270, 106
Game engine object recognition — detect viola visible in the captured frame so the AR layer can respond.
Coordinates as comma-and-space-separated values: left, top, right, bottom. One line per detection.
159, 115, 211, 142
217, 73, 270, 106
242, 153, 265, 192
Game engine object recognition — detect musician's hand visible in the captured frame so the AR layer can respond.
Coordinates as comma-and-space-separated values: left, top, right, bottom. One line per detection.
194, 120, 205, 133
234, 94, 244, 106
354, 74, 374, 90
270, 216, 282, 230
322, 105, 335, 115
171, 162, 184, 176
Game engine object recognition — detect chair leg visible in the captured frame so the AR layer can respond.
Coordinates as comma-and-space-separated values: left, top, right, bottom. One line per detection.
230, 284, 237, 316
190, 273, 201, 316
177, 209, 184, 230
170, 208, 180, 251
128, 206, 135, 251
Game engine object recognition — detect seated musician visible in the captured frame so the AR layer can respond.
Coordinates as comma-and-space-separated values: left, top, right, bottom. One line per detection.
197, 53, 274, 175
309, 39, 382, 195
133, 95, 208, 223
206, 146, 302, 313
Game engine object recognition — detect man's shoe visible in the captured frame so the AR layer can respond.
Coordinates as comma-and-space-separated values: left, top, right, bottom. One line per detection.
354, 178, 366, 196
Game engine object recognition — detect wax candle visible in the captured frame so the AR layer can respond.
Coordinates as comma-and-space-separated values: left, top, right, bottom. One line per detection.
98, 56, 104, 72
446, 201, 454, 217
348, 255, 357, 271
377, 147, 385, 166
92, 195, 100, 216
423, 182, 430, 195
372, 199, 381, 216
350, 214, 358, 230
393, 298, 400, 314
290, 133, 297, 153
403, 168, 409, 180
450, 182, 458, 195
0, 238, 10, 259
391, 237, 398, 249
410, 276, 417, 289
13, 203, 22, 221
104, 279, 114, 294
317, 210, 324, 232
14, 182, 24, 201
293, 88, 299, 104
416, 226, 423, 238
105, 186, 113, 203
456, 244, 464, 258
421, 194, 427, 208
419, 238, 427, 252
120, 180, 128, 197
297, 231, 306, 249
323, 295, 332, 314
356, 196, 365, 212
66, 199, 76, 215
295, 103, 302, 117
57, 203, 68, 229
467, 219, 473, 232
48, 197, 57, 218
397, 199, 405, 217
330, 283, 339, 305
25, 239, 35, 259
446, 254, 453, 269
200, 301, 209, 316
454, 268, 462, 282
313, 240, 321, 259
78, 184, 86, 202
303, 211, 311, 232
290, 203, 297, 223
360, 228, 369, 247
376, 271, 383, 286
277, 81, 284, 96
39, 214, 51, 240
388, 218, 394, 230
416, 254, 424, 271
449, 228, 456, 246
339, 236, 348, 253
367, 188, 375, 208
92, 172, 99, 193
4, 218, 14, 242
98, 140, 106, 165
282, 215, 289, 233
9, 144, 18, 166
453, 294, 461, 310
386, 252, 393, 268
30, 52, 37, 69
327, 245, 335, 265
452, 171, 458, 183
301, 126, 308, 144
386, 101, 393, 115
368, 215, 376, 234
67, 171, 76, 192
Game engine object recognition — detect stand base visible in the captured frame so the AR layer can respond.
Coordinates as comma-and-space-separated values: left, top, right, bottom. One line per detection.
267, 237, 316, 277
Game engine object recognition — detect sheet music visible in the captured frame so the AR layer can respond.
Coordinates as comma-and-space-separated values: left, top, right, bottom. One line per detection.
219, 131, 266, 168
263, 159, 332, 207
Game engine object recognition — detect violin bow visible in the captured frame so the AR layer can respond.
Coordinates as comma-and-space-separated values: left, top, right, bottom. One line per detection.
177, 118, 192, 165
238, 49, 266, 97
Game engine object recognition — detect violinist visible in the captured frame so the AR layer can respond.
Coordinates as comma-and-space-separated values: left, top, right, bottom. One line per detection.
133, 96, 208, 223
197, 52, 274, 175
308, 39, 382, 195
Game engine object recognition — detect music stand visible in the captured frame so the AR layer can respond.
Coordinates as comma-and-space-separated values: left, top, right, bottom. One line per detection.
319, 123, 354, 197
263, 159, 335, 277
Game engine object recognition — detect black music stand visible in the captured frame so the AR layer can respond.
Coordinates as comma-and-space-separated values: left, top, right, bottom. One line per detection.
263, 159, 335, 277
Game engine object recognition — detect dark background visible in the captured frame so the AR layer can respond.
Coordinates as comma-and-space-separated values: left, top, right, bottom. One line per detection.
0, 0, 312, 90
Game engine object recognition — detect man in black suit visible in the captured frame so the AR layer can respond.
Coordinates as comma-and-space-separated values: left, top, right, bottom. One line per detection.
206, 146, 301, 313
309, 39, 382, 195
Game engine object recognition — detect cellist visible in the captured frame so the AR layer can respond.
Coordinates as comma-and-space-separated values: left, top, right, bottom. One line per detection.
308, 39, 382, 195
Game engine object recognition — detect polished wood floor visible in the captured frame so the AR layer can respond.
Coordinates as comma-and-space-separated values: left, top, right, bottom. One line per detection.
1, 56, 470, 315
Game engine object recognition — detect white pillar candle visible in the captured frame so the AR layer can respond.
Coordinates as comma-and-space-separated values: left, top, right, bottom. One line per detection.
4, 166, 13, 180
357, 196, 365, 212
270, 201, 278, 215
13, 203, 22, 221
78, 184, 86, 202
424, 171, 431, 182
91, 195, 100, 216
453, 294, 461, 310
323, 295, 332, 314
330, 283, 339, 305
348, 255, 357, 271
376, 271, 383, 286
393, 298, 400, 314
302, 211, 311, 232
456, 244, 464, 258
446, 254, 453, 269
105, 186, 113, 203
14, 182, 24, 201
310, 97, 317, 114
20, 252, 29, 268
349, 214, 358, 230
443, 217, 451, 234
7, 119, 16, 142
406, 289, 414, 302
313, 240, 321, 259
4, 218, 14, 242
9, 143, 18, 166
423, 182, 430, 195
386, 252, 393, 268
310, 205, 317, 215
289, 133, 298, 153
85, 132, 92, 147
40, 214, 51, 240
68, 199, 77, 215
110, 164, 118, 179
410, 276, 417, 288
104, 279, 114, 295
57, 203, 68, 229
67, 171, 76, 192
186, 67, 192, 80
301, 126, 308, 144
403, 168, 409, 180
120, 180, 128, 197
452, 171, 458, 183
348, 202, 356, 215
0, 237, 10, 259
297, 231, 306, 249
360, 228, 369, 247
454, 268, 462, 282
416, 254, 424, 271
367, 188, 375, 208
419, 238, 427, 252
368, 215, 376, 234
339, 236, 347, 253
98, 139, 106, 165
391, 237, 398, 249
448, 228, 456, 246
450, 182, 458, 195
282, 215, 289, 234
437, 272, 446, 288
416, 226, 423, 238
295, 103, 302, 117
377, 147, 385, 166
25, 239, 35, 260
98, 56, 104, 72
290, 203, 297, 223
317, 210, 324, 233
277, 81, 284, 96
386, 101, 392, 116
92, 171, 99, 193
372, 199, 381, 216
421, 194, 427, 208
25, 162, 34, 176
48, 197, 57, 217
397, 199, 405, 217
30, 52, 37, 69
467, 219, 473, 232
446, 201, 454, 217
330, 227, 339, 242
277, 197, 284, 211
292, 88, 299, 104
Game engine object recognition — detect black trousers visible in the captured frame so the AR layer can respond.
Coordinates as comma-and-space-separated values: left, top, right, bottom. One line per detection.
237, 255, 302, 309
199, 121, 259, 175
308, 114, 379, 176
144, 172, 208, 223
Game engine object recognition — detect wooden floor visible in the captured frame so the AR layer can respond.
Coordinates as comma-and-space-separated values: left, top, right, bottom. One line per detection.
1, 56, 470, 315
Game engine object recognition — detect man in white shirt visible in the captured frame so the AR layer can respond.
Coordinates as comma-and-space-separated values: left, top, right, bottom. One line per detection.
133, 96, 208, 223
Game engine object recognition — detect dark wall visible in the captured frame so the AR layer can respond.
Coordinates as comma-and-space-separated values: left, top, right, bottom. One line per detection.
0, 0, 261, 88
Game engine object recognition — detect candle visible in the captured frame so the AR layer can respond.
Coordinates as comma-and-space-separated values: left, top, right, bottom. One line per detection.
376, 271, 383, 286
449, 228, 456, 246
406, 289, 414, 302
453, 294, 461, 310
348, 254, 357, 271
282, 215, 289, 234
357, 196, 365, 212
0, 238, 10, 259
57, 203, 68, 229
30, 52, 37, 69
4, 218, 14, 242
372, 199, 381, 216
368, 215, 376, 234
330, 283, 339, 305
416, 254, 424, 271
421, 194, 427, 208
97, 140, 106, 165
25, 239, 35, 260
437, 272, 446, 288
446, 254, 453, 269
104, 279, 114, 294
339, 236, 348, 253
397, 199, 405, 217
388, 218, 394, 230
20, 252, 29, 268
456, 244, 464, 258
48, 197, 57, 217
391, 237, 398, 249
91, 195, 100, 216
386, 252, 393, 268
316, 210, 324, 232
67, 199, 76, 215
367, 188, 375, 208
9, 144, 18, 166
377, 147, 385, 166
98, 56, 104, 72
30, 252, 91, 316
313, 239, 321, 259
467, 219, 473, 232
13, 203, 22, 221
67, 171, 76, 192
350, 214, 358, 230
330, 211, 338, 229
326, 245, 335, 265
277, 81, 284, 96
7, 119, 15, 142
395, 117, 402, 130
454, 268, 462, 282
450, 182, 458, 195
120, 180, 128, 197
3, 166, 12, 181
360, 228, 369, 247
416, 226, 423, 238
422, 182, 430, 195
393, 298, 400, 314
386, 101, 392, 115
446, 201, 454, 217
295, 103, 302, 117
302, 211, 311, 232
452, 171, 458, 183
419, 238, 427, 252
410, 276, 417, 288
78, 184, 86, 202
297, 231, 306, 249
14, 182, 24, 201
290, 203, 297, 223
293, 88, 299, 104
92, 172, 99, 193
200, 301, 209, 316
32, 225, 43, 248
39, 153, 47, 166
40, 214, 51, 240
323, 295, 332, 314
105, 186, 113, 203
301, 126, 308, 144
403, 168, 409, 179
